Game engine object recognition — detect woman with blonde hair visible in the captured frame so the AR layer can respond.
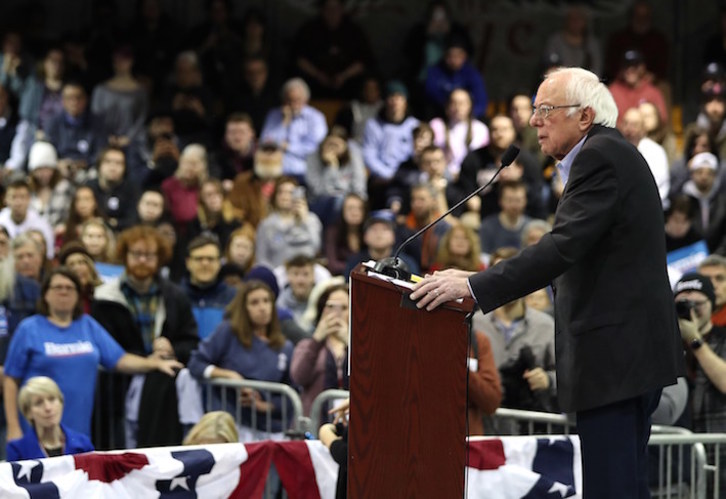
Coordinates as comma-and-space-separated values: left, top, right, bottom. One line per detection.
188, 178, 240, 249
430, 222, 485, 272
7, 376, 94, 461
183, 410, 239, 445
188, 280, 295, 441
80, 218, 116, 263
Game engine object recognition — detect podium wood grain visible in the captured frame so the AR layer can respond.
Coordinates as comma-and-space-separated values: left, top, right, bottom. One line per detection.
349, 268, 472, 499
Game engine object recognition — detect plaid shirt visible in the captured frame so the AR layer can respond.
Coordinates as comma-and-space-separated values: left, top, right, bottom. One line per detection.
31, 179, 75, 228
120, 274, 161, 354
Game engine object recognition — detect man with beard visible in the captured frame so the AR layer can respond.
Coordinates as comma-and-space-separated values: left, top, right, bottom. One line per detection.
86, 146, 140, 231
92, 225, 198, 448
228, 142, 284, 228
0, 226, 39, 459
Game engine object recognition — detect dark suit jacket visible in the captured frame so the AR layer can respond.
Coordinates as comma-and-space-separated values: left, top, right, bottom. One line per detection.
469, 125, 684, 412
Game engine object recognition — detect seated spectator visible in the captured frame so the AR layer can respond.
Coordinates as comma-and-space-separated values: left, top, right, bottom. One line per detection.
472, 248, 558, 418
228, 142, 283, 228
0, 179, 54, 258
681, 152, 726, 253
26, 141, 74, 229
212, 113, 256, 183
362, 80, 420, 210
187, 280, 295, 441
324, 193, 367, 276
4, 267, 181, 440
344, 210, 419, 278
608, 50, 668, 128
640, 100, 677, 166
135, 110, 181, 188
80, 218, 117, 264
520, 219, 553, 248
183, 410, 238, 445
306, 126, 367, 226
334, 75, 383, 144
220, 225, 257, 286
699, 255, 726, 328
58, 241, 103, 314
135, 188, 167, 227
161, 51, 214, 147
0, 84, 21, 171
187, 178, 240, 250
90, 45, 148, 151
292, 0, 375, 100
665, 195, 702, 253
0, 31, 33, 99
161, 144, 208, 231
424, 34, 488, 119
385, 124, 436, 215
479, 181, 532, 255
430, 222, 485, 272
86, 146, 140, 231
291, 282, 349, 417
7, 376, 94, 461
430, 88, 490, 179
181, 234, 237, 339
544, 5, 602, 76
277, 255, 317, 325
92, 225, 199, 447
12, 233, 45, 284
260, 77, 328, 181
45, 81, 103, 184
255, 177, 322, 269
620, 107, 670, 207
684, 84, 726, 162
229, 55, 276, 135
405, 183, 451, 272
509, 92, 544, 168
57, 186, 101, 247
671, 126, 722, 199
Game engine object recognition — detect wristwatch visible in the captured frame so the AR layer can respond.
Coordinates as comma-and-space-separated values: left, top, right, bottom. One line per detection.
690, 337, 704, 350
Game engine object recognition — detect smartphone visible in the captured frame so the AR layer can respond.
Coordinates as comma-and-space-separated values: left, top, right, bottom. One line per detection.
293, 186, 306, 200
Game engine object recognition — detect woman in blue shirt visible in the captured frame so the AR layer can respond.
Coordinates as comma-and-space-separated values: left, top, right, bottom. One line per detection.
3, 267, 182, 441
188, 280, 295, 441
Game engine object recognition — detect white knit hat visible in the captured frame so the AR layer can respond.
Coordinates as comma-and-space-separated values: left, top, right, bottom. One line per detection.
690, 152, 719, 172
28, 141, 58, 171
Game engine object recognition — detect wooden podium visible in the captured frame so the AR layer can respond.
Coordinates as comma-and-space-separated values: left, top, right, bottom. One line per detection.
348, 265, 475, 498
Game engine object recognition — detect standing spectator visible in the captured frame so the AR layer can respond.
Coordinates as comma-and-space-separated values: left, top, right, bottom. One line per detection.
16, 46, 64, 137
161, 144, 208, 231
306, 127, 367, 226
86, 146, 140, 231
683, 85, 726, 162
4, 267, 181, 440
230, 56, 277, 135
291, 282, 349, 417
212, 113, 256, 183
430, 222, 485, 272
181, 234, 237, 340
255, 177, 322, 269
640, 100, 677, 166
362, 81, 420, 210
430, 88, 490, 179
293, 0, 375, 100
424, 34, 488, 119
90, 45, 148, 151
334, 76, 383, 144
674, 272, 726, 497
45, 82, 103, 183
187, 280, 295, 441
681, 152, 726, 254
221, 225, 257, 284
26, 141, 74, 229
324, 193, 367, 276
405, 183, 451, 273
260, 78, 328, 181
134, 188, 167, 227
92, 225, 199, 446
608, 50, 668, 127
544, 6, 603, 77
0, 179, 54, 258
700, 255, 726, 328
605, 1, 670, 83
277, 255, 317, 326
620, 107, 670, 207
479, 181, 532, 255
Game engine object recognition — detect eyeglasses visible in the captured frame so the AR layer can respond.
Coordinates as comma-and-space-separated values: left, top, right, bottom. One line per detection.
128, 250, 158, 261
532, 104, 581, 120
49, 285, 77, 293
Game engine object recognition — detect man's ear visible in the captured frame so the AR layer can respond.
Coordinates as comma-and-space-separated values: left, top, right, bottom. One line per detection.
578, 107, 595, 131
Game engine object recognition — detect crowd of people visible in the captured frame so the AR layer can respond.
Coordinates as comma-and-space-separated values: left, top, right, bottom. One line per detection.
0, 1, 725, 493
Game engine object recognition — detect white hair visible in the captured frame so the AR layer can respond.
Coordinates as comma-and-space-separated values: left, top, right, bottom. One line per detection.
281, 77, 311, 102
180, 143, 208, 164
548, 67, 618, 128
0, 254, 15, 302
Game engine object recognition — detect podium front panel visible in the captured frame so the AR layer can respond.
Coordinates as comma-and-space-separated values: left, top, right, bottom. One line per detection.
348, 269, 470, 499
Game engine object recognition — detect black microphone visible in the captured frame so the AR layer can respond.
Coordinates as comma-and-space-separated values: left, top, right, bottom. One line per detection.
373, 144, 520, 281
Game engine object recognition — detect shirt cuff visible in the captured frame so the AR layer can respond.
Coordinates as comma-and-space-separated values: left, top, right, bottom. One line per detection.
203, 365, 215, 379
466, 278, 477, 303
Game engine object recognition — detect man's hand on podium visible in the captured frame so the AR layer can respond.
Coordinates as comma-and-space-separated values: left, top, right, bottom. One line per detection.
410, 269, 475, 311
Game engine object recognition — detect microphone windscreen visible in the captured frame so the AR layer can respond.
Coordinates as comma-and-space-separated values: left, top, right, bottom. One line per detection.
501, 145, 520, 167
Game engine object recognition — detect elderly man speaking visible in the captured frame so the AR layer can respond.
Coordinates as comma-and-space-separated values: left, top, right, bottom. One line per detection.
411, 67, 684, 499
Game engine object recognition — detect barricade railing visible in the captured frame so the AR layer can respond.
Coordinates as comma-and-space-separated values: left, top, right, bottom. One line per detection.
306, 388, 351, 433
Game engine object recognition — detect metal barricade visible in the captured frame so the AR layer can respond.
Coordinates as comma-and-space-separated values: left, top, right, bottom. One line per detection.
489, 407, 574, 435
307, 389, 351, 433
200, 378, 306, 437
